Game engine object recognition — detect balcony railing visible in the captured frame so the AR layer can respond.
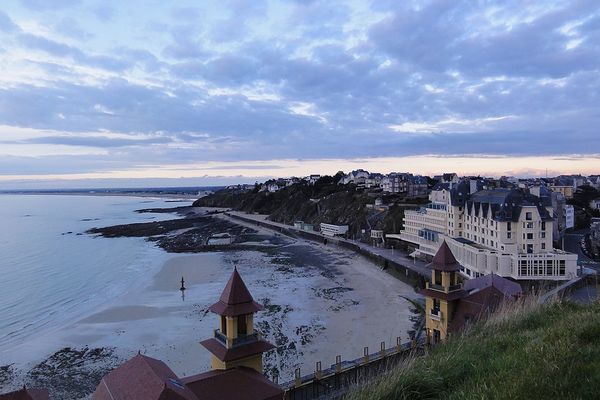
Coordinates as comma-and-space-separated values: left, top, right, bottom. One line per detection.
426, 282, 463, 293
449, 283, 463, 292
214, 329, 261, 348
427, 283, 444, 291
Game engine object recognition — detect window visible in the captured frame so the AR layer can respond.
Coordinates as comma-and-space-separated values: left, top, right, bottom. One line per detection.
527, 233, 533, 240
237, 315, 247, 335
527, 244, 533, 253
542, 243, 546, 250
507, 232, 512, 239
507, 222, 511, 231
541, 221, 546, 231
526, 222, 534, 229
221, 316, 228, 335
432, 299, 440, 314
541, 232, 546, 239
526, 212, 532, 220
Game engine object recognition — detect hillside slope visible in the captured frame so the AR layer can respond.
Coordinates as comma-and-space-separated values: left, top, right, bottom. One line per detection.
349, 299, 600, 400
193, 174, 409, 235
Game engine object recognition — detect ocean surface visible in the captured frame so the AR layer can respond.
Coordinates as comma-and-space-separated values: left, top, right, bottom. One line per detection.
0, 195, 191, 353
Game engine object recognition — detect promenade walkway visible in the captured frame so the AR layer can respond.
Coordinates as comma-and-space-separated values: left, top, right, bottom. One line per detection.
223, 211, 431, 278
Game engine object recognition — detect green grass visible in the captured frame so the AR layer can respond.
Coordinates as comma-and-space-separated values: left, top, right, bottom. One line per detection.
348, 299, 600, 400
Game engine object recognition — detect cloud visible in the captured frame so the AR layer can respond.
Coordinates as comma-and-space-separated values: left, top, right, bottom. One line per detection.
0, 0, 599, 184
18, 33, 130, 71
0, 11, 18, 32
20, 0, 81, 10
24, 135, 173, 148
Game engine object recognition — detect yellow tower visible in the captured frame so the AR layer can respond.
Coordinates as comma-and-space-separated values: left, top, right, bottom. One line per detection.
200, 267, 274, 373
422, 241, 465, 344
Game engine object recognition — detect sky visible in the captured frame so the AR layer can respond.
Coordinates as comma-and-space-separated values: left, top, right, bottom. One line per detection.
0, 0, 599, 189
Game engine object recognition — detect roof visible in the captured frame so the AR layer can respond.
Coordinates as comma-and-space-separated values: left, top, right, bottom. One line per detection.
209, 268, 263, 317
182, 367, 283, 400
200, 338, 275, 362
429, 241, 461, 272
463, 273, 522, 298
0, 388, 49, 400
92, 354, 199, 400
467, 188, 553, 222
448, 274, 522, 333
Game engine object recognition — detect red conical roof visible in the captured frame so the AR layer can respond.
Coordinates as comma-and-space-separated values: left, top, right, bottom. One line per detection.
209, 268, 263, 316
430, 241, 461, 271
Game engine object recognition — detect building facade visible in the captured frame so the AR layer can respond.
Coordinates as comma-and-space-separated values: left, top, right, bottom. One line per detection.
423, 242, 522, 343
393, 180, 578, 281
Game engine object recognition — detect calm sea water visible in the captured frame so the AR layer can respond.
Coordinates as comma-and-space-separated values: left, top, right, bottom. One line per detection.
0, 195, 189, 352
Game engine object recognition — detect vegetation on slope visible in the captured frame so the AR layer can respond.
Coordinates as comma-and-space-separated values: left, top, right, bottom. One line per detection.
568, 185, 600, 229
348, 299, 600, 400
194, 173, 374, 235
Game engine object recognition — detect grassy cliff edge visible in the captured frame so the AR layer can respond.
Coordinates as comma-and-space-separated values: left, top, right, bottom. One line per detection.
348, 299, 600, 400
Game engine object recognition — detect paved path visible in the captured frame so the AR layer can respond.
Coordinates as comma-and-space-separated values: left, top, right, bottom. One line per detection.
224, 211, 431, 278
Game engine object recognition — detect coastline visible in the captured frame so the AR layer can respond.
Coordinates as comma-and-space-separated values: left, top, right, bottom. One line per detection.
0, 201, 422, 398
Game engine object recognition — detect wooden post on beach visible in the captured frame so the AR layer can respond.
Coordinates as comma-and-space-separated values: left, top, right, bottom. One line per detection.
363, 346, 369, 364
396, 337, 402, 352
335, 355, 342, 373
380, 341, 386, 357
294, 368, 301, 387
315, 361, 322, 380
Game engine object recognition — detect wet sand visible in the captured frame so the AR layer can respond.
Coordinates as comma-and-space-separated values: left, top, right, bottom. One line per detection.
1, 217, 422, 398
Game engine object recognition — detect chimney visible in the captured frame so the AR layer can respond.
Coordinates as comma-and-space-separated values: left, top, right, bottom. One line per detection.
469, 179, 478, 194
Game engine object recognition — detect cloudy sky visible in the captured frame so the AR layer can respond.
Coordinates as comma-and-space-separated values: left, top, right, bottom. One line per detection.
0, 0, 599, 188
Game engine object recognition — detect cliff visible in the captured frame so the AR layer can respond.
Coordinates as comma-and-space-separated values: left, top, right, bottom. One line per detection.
193, 174, 408, 235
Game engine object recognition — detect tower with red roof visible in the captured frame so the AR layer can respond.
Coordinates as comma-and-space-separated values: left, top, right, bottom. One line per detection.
201, 267, 275, 373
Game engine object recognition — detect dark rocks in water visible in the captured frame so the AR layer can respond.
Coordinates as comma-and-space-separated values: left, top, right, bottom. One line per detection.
87, 215, 210, 238
87, 214, 260, 253
25, 347, 121, 400
0, 364, 14, 390
134, 206, 194, 215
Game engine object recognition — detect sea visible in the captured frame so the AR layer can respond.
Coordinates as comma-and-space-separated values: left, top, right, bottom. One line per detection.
0, 194, 191, 354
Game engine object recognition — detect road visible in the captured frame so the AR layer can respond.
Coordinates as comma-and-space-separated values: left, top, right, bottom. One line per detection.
563, 229, 600, 272
223, 211, 431, 277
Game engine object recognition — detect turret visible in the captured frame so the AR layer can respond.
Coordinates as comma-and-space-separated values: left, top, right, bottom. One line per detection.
200, 267, 274, 373
422, 241, 465, 344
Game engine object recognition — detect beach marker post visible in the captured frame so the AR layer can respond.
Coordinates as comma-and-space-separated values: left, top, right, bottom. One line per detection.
380, 341, 386, 357
396, 337, 402, 352
315, 361, 322, 380
335, 355, 342, 373
294, 368, 301, 387
363, 346, 369, 364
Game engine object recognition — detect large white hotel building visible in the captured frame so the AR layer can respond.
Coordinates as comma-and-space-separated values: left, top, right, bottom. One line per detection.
389, 179, 578, 281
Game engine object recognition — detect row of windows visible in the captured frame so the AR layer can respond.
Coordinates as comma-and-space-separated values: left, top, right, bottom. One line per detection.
519, 265, 565, 276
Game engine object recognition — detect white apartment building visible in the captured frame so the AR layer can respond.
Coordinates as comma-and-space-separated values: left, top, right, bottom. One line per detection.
392, 180, 578, 281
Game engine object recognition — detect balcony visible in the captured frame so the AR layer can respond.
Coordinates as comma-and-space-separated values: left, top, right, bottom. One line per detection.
449, 283, 463, 292
426, 282, 463, 293
214, 329, 262, 348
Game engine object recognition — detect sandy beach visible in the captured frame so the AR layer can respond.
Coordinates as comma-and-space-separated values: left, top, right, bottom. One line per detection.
1, 211, 422, 398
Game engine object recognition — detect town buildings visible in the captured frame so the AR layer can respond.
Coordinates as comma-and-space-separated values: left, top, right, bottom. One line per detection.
393, 179, 578, 281
381, 173, 428, 197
